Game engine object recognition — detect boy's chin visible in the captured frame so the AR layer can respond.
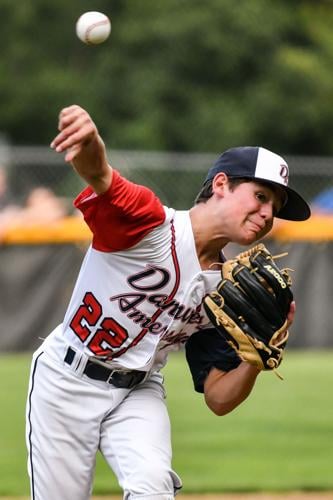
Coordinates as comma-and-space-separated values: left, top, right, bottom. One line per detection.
237, 232, 262, 246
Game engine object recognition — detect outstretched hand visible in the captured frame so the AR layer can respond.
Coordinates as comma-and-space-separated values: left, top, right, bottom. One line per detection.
50, 105, 99, 163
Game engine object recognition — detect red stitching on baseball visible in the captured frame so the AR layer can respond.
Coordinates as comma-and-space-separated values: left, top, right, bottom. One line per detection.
85, 20, 109, 44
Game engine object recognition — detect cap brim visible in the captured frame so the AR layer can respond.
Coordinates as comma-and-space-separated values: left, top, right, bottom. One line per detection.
276, 185, 311, 221
206, 146, 311, 221
254, 178, 311, 221
225, 175, 311, 221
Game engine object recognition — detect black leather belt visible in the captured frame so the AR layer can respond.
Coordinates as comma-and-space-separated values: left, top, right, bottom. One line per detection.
64, 347, 146, 389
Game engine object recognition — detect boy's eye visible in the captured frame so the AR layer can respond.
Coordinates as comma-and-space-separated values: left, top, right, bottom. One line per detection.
256, 192, 267, 203
256, 191, 280, 216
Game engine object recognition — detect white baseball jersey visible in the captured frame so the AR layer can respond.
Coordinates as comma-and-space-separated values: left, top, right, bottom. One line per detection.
46, 170, 222, 373
26, 170, 239, 500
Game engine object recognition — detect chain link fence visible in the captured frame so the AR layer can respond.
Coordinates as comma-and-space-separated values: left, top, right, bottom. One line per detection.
2, 145, 333, 350
2, 145, 333, 210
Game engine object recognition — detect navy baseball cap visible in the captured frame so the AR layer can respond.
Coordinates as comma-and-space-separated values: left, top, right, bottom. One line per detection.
205, 146, 311, 221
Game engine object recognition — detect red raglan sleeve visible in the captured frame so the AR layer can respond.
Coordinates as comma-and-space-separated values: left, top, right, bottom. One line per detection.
74, 170, 166, 251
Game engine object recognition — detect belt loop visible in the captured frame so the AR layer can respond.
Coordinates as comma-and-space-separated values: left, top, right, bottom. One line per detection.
64, 346, 84, 372
64, 347, 76, 366
64, 346, 147, 388
106, 369, 116, 384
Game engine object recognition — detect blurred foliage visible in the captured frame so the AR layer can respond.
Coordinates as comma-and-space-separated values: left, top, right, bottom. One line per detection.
1, 0, 333, 154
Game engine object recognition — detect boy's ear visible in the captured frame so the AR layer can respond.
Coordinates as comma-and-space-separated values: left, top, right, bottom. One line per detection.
212, 172, 228, 195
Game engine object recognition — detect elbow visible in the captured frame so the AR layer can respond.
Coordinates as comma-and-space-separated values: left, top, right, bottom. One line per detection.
203, 364, 259, 416
205, 397, 239, 417
210, 406, 232, 417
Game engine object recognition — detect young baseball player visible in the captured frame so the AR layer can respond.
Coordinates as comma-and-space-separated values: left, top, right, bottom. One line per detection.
26, 105, 310, 500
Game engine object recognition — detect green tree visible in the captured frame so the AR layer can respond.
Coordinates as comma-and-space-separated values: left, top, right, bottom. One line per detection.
1, 0, 333, 154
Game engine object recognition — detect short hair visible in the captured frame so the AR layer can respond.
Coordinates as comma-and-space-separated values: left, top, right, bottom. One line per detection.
194, 177, 251, 204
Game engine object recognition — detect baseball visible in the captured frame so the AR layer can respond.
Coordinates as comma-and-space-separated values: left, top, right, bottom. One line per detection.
76, 11, 111, 45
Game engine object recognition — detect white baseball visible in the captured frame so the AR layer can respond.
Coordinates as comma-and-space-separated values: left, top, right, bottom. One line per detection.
76, 11, 111, 45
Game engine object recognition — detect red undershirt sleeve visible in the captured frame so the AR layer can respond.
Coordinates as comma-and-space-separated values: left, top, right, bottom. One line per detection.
74, 170, 166, 251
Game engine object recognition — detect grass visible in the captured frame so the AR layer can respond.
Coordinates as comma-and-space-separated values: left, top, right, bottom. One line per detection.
0, 351, 333, 495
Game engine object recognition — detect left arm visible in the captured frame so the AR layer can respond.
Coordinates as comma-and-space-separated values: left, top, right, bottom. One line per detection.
203, 362, 260, 416
186, 303, 296, 416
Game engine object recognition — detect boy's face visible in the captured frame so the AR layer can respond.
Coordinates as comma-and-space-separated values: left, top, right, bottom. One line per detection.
216, 179, 285, 245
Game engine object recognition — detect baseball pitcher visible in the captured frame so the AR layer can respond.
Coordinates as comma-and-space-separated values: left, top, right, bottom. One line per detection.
25, 105, 310, 500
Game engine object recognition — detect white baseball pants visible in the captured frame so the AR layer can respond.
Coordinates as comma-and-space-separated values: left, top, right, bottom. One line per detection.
26, 346, 182, 500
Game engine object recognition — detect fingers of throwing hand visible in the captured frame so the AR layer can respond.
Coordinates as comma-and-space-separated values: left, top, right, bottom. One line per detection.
64, 144, 82, 163
50, 106, 97, 154
58, 105, 87, 130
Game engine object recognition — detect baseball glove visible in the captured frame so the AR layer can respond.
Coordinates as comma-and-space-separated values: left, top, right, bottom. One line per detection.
204, 243, 293, 378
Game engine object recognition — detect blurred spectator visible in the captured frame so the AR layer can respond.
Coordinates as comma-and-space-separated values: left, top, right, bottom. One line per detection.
0, 178, 68, 241
19, 186, 68, 224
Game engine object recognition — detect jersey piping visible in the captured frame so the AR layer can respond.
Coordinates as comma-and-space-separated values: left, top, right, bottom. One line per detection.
108, 218, 181, 360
